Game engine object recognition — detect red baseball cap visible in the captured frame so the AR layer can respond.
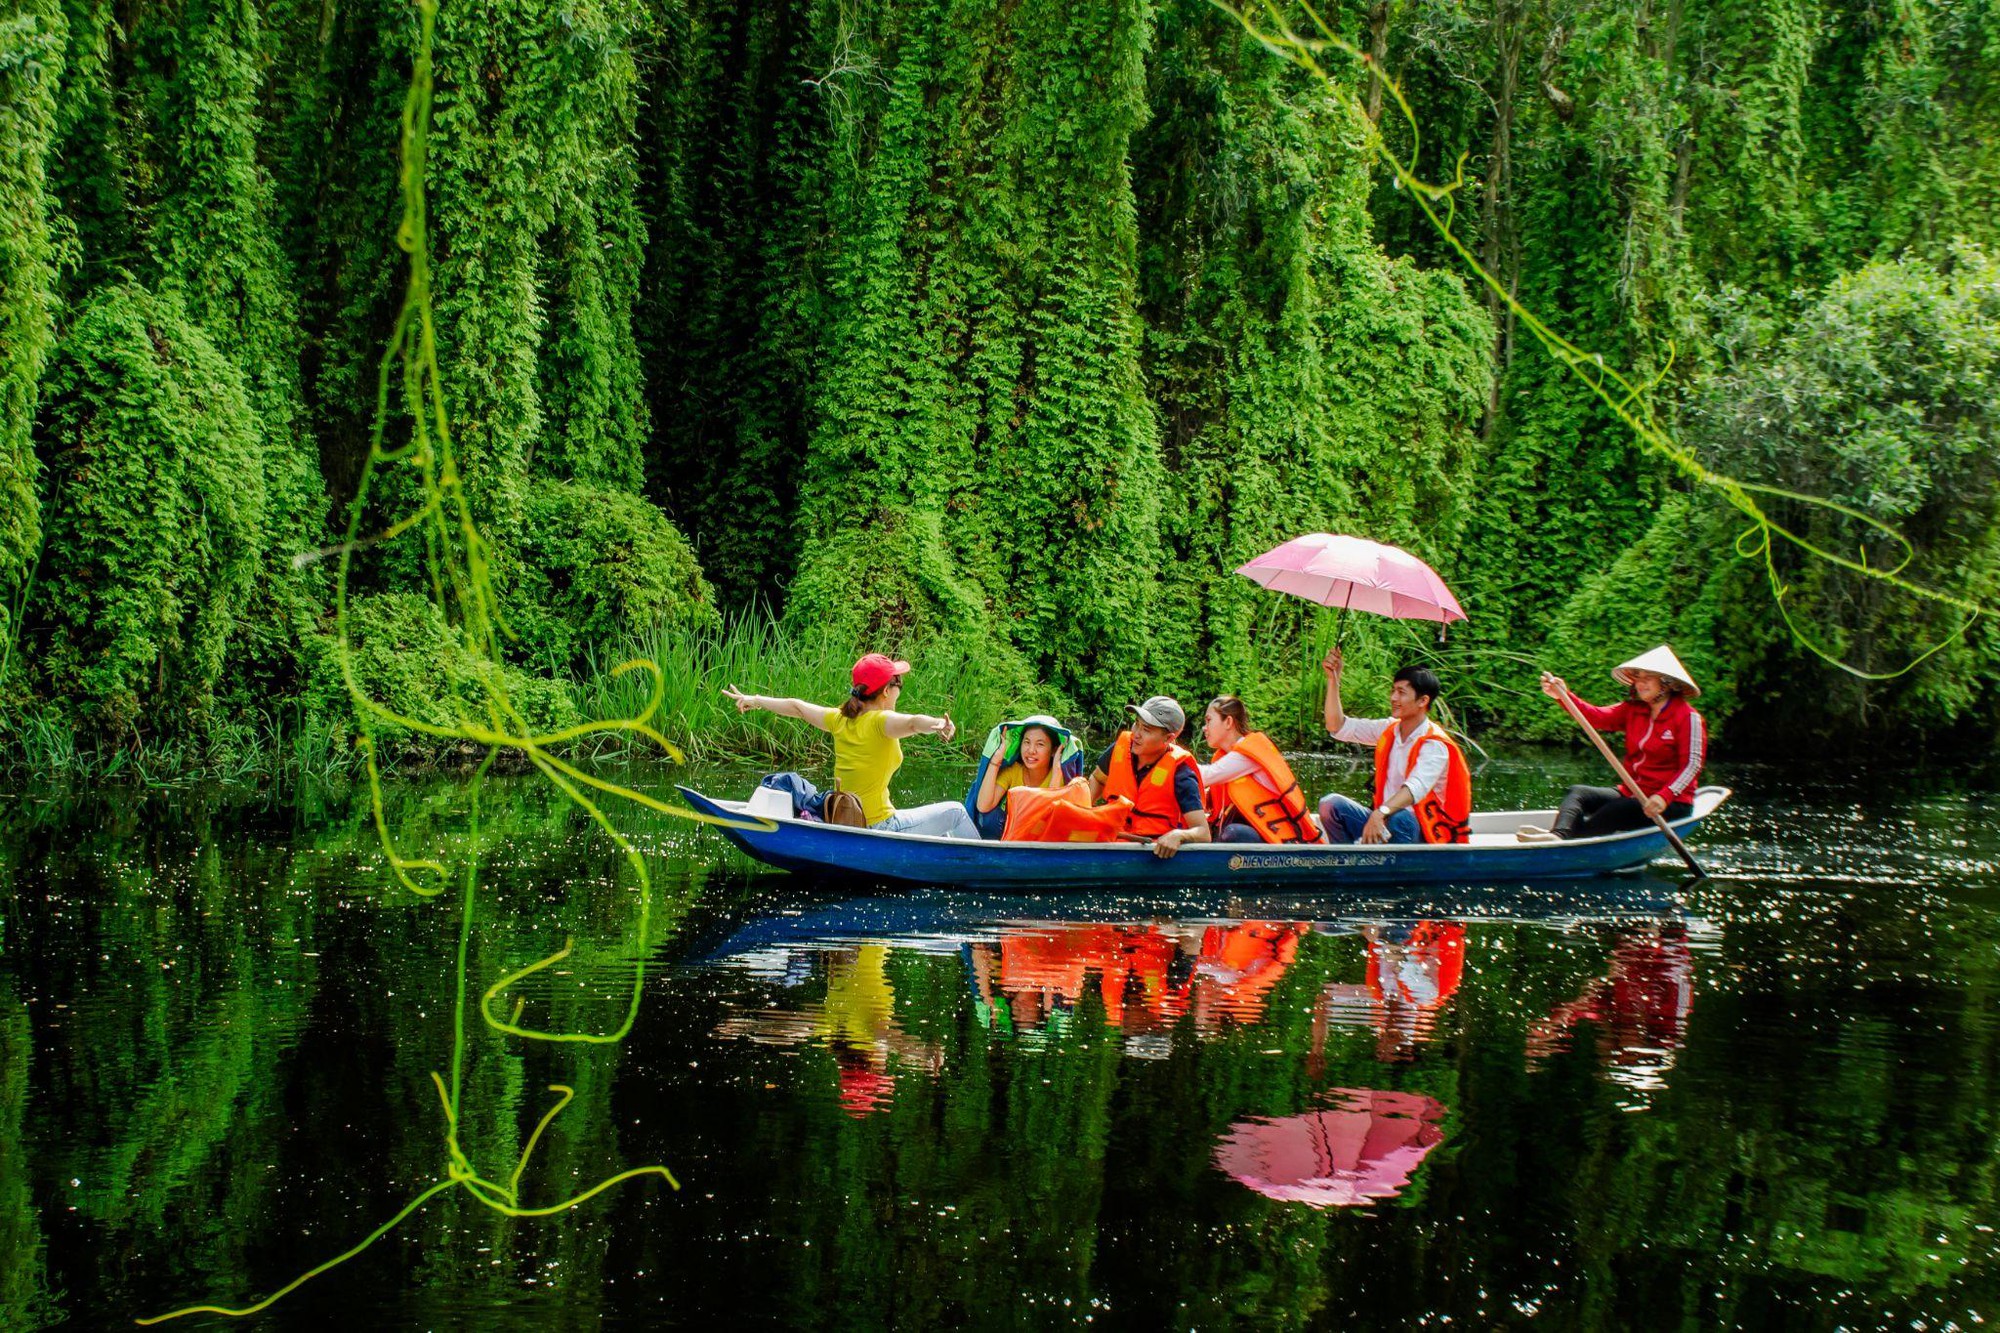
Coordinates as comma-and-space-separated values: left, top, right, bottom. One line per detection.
851, 653, 911, 693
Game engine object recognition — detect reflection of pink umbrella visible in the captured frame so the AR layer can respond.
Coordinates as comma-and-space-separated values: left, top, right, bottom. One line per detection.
1213, 1088, 1446, 1207
1236, 534, 1466, 644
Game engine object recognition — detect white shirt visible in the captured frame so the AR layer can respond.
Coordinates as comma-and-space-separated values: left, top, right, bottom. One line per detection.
1198, 749, 1278, 794
1334, 716, 1448, 806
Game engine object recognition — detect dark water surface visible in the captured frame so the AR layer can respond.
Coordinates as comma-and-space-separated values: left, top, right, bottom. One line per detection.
3, 752, 1998, 1329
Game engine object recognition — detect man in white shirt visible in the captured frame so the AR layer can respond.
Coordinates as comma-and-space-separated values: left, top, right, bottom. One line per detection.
1317, 649, 1454, 845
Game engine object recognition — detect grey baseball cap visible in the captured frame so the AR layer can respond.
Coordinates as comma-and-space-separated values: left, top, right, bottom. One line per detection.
1127, 696, 1186, 735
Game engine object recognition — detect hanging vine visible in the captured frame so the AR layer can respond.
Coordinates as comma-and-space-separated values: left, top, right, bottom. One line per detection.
139, 0, 766, 1318
1213, 0, 1990, 680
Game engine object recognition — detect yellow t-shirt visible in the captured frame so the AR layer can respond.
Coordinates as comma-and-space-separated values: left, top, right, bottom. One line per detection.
993, 763, 1032, 794
994, 763, 1062, 796
825, 708, 903, 825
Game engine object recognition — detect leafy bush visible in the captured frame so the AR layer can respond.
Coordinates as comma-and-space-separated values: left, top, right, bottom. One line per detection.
1540, 248, 2000, 744
301, 591, 579, 757
509, 478, 719, 677
25, 284, 268, 738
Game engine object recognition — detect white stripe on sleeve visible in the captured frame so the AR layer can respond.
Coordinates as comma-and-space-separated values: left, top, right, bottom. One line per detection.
1669, 710, 1705, 797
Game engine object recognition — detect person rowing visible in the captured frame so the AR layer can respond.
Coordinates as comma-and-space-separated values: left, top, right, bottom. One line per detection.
723, 653, 979, 838
1198, 695, 1324, 844
1316, 649, 1472, 845
1087, 695, 1212, 859
1519, 645, 1706, 842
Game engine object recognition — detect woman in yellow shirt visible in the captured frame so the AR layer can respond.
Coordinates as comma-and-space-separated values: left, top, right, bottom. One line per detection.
723, 653, 979, 838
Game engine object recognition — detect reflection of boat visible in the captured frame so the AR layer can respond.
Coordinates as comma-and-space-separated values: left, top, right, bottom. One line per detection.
694, 884, 1706, 973
1213, 1089, 1448, 1207
680, 785, 1731, 888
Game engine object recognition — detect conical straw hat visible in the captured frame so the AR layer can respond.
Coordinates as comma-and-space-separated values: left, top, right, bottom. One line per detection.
1612, 645, 1700, 698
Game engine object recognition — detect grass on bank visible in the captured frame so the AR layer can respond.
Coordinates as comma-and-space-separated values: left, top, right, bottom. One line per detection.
0, 602, 1502, 781
574, 610, 1037, 764
0, 609, 1035, 780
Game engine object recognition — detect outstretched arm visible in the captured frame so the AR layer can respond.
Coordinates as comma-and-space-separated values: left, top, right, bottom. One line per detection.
722, 686, 836, 732
882, 710, 957, 742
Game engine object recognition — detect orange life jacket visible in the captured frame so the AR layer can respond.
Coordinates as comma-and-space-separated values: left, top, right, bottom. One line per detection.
1207, 731, 1324, 844
1002, 779, 1130, 843
1100, 732, 1203, 838
1372, 723, 1472, 844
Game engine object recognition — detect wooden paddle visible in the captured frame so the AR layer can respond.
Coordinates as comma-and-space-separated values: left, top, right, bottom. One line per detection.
1555, 688, 1706, 877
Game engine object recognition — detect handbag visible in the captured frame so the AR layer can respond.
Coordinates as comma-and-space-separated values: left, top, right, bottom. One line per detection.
822, 787, 866, 828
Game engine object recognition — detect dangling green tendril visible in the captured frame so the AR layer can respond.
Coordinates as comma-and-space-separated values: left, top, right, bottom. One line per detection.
1215, 0, 1989, 679
139, 1, 773, 1321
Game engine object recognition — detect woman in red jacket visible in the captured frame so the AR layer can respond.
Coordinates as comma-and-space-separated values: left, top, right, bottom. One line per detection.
1522, 646, 1707, 841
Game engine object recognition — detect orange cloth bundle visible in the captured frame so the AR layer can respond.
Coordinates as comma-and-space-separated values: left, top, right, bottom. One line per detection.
1001, 780, 1132, 843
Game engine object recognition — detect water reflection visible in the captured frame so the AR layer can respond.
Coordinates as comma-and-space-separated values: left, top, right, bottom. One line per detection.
1214, 1089, 1448, 1208
1322, 921, 1467, 1062
716, 943, 943, 1117
8, 763, 2000, 1328
701, 899, 1700, 1154
1526, 922, 1694, 1098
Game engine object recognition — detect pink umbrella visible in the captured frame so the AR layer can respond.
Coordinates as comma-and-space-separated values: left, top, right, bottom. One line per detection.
1212, 1087, 1446, 1207
1236, 534, 1466, 641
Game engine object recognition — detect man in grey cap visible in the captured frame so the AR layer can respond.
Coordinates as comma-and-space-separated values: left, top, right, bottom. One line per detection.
1087, 696, 1212, 859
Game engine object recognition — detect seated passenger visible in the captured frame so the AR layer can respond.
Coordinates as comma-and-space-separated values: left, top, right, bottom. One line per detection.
722, 653, 979, 839
1316, 649, 1471, 845
966, 715, 1082, 840
1086, 695, 1212, 859
1520, 645, 1706, 842
1198, 695, 1325, 845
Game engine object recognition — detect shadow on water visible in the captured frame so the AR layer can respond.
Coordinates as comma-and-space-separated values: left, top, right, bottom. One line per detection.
0, 752, 1998, 1327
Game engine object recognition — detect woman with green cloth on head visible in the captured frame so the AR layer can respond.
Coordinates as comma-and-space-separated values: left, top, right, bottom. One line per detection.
723, 653, 980, 839
966, 715, 1085, 839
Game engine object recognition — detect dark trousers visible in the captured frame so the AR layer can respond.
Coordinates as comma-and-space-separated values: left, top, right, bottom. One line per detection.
1553, 785, 1693, 840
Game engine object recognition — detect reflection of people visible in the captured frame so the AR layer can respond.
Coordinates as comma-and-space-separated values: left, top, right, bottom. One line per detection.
1087, 696, 1212, 859
1364, 922, 1465, 1060
1526, 923, 1694, 1089
1185, 922, 1309, 1026
967, 919, 1311, 1038
712, 943, 941, 1118
1522, 645, 1706, 842
1316, 650, 1472, 845
968, 925, 1183, 1032
1319, 921, 1466, 1062
723, 654, 978, 838
1199, 696, 1324, 844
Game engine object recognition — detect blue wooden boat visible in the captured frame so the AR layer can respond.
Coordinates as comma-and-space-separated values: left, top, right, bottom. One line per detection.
678, 784, 1731, 888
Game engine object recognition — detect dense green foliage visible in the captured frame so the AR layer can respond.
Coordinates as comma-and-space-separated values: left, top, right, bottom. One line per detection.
4, 0, 1998, 766
1369, 0, 2000, 736
0, 0, 64, 679
29, 286, 269, 736
1542, 249, 2000, 741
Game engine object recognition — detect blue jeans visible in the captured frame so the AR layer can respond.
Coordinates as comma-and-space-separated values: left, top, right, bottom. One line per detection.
875, 800, 980, 840
1318, 793, 1422, 845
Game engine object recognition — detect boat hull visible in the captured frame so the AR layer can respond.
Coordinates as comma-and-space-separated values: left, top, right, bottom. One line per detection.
678, 785, 1730, 889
